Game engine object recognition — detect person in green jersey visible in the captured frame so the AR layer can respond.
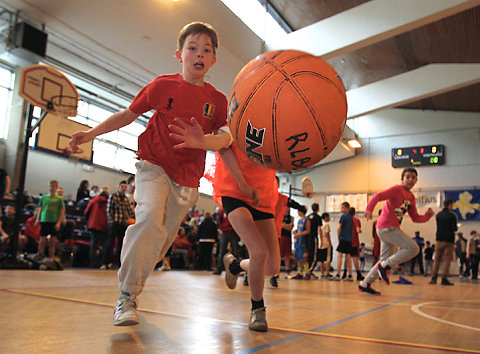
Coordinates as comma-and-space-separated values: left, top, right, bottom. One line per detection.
35, 180, 65, 259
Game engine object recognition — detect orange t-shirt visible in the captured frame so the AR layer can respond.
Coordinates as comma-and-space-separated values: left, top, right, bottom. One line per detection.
212, 142, 278, 214
274, 193, 289, 238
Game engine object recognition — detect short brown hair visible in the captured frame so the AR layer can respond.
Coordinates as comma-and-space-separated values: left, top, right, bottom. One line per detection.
49, 180, 58, 187
401, 167, 418, 179
177, 22, 219, 55
444, 198, 454, 208
341, 202, 350, 209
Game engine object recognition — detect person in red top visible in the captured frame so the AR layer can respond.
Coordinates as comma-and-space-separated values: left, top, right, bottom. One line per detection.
359, 168, 434, 295
22, 208, 41, 253
84, 187, 109, 268
269, 179, 304, 287
213, 208, 240, 275
70, 22, 233, 327
349, 207, 364, 281
172, 227, 193, 268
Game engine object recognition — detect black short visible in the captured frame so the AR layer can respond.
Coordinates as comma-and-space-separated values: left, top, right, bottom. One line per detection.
350, 246, 359, 257
221, 197, 273, 221
40, 222, 57, 237
336, 239, 352, 254
317, 248, 330, 262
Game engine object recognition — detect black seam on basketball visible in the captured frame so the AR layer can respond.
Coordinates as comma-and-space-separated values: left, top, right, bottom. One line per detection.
271, 80, 288, 171
290, 71, 347, 106
266, 60, 328, 149
234, 69, 277, 137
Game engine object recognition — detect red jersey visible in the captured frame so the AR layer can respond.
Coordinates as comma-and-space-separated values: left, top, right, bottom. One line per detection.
352, 217, 361, 247
129, 73, 227, 187
25, 216, 40, 242
218, 208, 234, 233
213, 142, 278, 214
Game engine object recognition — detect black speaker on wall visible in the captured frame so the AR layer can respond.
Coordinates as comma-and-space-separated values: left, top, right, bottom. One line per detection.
12, 21, 48, 59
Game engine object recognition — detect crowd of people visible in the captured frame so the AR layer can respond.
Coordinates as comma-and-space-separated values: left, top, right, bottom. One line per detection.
1, 173, 479, 282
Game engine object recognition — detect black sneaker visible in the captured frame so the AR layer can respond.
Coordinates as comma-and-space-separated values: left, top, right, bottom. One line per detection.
269, 275, 278, 288
357, 273, 365, 281
358, 284, 381, 296
441, 278, 454, 286
244, 275, 249, 286
290, 273, 303, 280
429, 277, 437, 284
309, 272, 319, 280
376, 263, 391, 285
342, 271, 347, 280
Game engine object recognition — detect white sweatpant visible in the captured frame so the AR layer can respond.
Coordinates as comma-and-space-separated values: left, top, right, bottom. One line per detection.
363, 227, 419, 285
118, 161, 198, 296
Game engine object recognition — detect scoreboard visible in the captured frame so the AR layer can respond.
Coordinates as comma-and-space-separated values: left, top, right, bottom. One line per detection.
392, 144, 445, 168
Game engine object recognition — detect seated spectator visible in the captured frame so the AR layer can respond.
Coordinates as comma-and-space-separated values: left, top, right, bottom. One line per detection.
196, 212, 218, 270
172, 227, 193, 269
0, 205, 20, 252
76, 180, 90, 203
23, 208, 41, 253
89, 185, 99, 198
85, 187, 109, 268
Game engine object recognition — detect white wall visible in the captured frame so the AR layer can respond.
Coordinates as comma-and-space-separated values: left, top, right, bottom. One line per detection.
286, 108, 480, 274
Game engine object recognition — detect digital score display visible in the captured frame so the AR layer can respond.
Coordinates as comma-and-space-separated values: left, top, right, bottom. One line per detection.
392, 144, 445, 168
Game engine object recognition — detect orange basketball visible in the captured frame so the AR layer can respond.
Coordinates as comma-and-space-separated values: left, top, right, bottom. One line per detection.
227, 50, 347, 172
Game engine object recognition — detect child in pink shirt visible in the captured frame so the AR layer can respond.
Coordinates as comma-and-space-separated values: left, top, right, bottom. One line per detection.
359, 168, 434, 295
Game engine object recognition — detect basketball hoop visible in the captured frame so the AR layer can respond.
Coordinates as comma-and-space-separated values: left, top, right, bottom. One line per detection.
50, 95, 78, 117
19, 64, 79, 118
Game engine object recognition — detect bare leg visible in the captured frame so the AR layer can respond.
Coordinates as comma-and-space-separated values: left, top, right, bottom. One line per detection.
48, 236, 58, 258
336, 253, 343, 276
228, 208, 279, 301
353, 256, 360, 273
38, 236, 47, 256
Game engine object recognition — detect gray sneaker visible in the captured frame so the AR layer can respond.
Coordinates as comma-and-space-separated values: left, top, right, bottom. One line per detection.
113, 294, 139, 326
249, 307, 268, 332
223, 253, 239, 289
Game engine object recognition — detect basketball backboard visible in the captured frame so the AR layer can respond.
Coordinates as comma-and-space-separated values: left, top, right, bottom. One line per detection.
19, 64, 79, 117
35, 112, 93, 162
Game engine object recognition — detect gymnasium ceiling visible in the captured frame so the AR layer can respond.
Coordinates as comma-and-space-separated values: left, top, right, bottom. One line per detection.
0, 0, 479, 115
269, 0, 480, 112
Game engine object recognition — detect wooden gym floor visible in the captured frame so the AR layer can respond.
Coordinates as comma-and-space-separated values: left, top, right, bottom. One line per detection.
0, 269, 479, 353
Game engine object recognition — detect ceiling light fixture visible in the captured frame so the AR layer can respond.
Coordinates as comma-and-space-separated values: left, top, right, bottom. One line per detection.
347, 139, 362, 148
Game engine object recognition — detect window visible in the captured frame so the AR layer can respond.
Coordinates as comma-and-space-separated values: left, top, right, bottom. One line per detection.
30, 99, 145, 174
199, 151, 216, 196
220, 0, 287, 42
73, 100, 144, 174
0, 65, 15, 139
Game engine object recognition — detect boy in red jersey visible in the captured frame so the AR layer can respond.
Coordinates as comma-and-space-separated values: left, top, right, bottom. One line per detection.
359, 168, 434, 295
70, 22, 233, 326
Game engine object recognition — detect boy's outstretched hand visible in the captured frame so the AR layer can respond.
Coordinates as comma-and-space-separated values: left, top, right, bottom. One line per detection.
70, 131, 93, 153
168, 117, 204, 149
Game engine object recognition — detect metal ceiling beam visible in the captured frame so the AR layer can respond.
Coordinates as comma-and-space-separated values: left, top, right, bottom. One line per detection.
346, 64, 480, 118
266, 0, 480, 58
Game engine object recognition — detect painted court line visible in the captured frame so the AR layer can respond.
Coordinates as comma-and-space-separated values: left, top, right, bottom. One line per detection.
411, 301, 480, 332
2, 289, 479, 354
